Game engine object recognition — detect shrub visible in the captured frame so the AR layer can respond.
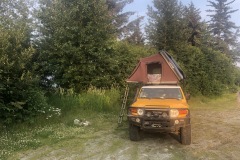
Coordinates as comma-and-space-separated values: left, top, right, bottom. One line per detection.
174, 45, 237, 96
0, 89, 50, 124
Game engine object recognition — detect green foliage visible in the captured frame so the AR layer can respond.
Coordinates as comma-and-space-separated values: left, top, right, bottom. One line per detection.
188, 93, 237, 111
0, 87, 121, 159
146, 0, 189, 50
231, 41, 240, 61
35, 0, 117, 91
174, 45, 237, 96
0, 0, 50, 124
80, 87, 120, 112
48, 87, 121, 113
106, 0, 134, 39
184, 2, 202, 46
1, 0, 240, 127
146, 0, 240, 96
124, 16, 145, 45
1, 89, 50, 124
111, 41, 157, 86
207, 0, 239, 47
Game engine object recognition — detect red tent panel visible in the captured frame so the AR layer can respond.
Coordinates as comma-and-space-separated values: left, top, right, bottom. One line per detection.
127, 52, 182, 84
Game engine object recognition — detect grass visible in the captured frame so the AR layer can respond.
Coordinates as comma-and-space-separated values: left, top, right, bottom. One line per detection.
0, 87, 120, 160
0, 88, 238, 159
188, 92, 238, 111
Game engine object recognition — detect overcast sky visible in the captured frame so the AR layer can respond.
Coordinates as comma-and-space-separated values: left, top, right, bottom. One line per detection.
124, 0, 240, 28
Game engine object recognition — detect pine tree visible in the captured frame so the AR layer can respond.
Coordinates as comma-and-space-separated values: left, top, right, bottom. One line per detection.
184, 2, 202, 46
146, 0, 188, 51
207, 0, 239, 47
106, 0, 134, 39
124, 16, 145, 45
232, 39, 240, 61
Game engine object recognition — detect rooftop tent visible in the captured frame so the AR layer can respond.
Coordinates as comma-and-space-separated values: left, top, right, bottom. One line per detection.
127, 51, 185, 84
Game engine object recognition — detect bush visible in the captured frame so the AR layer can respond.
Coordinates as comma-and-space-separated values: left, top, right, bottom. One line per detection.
0, 89, 50, 124
174, 45, 238, 96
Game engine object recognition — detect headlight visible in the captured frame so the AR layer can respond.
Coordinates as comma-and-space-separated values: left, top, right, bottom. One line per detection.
137, 109, 144, 116
169, 109, 179, 118
129, 108, 144, 116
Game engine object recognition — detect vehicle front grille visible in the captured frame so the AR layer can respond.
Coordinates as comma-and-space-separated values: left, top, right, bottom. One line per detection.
144, 109, 169, 118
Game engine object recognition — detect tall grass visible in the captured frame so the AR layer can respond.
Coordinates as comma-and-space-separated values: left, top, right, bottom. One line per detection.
49, 87, 121, 113
0, 87, 121, 160
188, 93, 238, 111
79, 87, 120, 112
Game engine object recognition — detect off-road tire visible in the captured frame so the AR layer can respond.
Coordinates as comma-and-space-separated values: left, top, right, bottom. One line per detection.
180, 125, 191, 145
129, 124, 140, 141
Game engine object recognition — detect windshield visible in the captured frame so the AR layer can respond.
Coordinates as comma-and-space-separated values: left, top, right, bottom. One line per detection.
138, 87, 183, 99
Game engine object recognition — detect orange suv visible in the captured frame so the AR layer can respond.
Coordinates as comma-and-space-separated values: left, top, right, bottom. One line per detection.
127, 85, 191, 145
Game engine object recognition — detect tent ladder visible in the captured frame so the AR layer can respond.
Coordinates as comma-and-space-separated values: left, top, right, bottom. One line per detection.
118, 85, 129, 126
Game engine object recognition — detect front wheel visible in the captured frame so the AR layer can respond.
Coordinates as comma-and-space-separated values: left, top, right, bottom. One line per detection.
180, 125, 191, 145
129, 124, 141, 141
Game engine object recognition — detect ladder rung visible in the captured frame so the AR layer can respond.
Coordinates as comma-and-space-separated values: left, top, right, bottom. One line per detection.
118, 85, 129, 125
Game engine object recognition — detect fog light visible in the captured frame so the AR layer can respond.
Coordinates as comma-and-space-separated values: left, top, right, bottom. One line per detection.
175, 120, 179, 124
136, 118, 141, 123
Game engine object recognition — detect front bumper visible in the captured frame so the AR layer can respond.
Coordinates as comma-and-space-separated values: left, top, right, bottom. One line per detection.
128, 116, 190, 132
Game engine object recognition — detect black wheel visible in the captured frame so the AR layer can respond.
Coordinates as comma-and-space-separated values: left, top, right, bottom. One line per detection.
129, 124, 141, 141
180, 125, 191, 145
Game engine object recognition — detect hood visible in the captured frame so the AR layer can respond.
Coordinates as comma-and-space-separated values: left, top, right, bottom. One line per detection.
131, 98, 189, 109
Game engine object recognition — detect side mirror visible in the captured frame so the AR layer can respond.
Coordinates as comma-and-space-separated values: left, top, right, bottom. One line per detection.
185, 93, 190, 100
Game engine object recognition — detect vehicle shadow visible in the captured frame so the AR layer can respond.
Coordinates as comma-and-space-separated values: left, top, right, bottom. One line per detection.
116, 123, 181, 144
141, 131, 181, 144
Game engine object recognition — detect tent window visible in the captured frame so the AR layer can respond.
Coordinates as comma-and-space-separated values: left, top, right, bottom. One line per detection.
147, 63, 162, 83
147, 63, 162, 74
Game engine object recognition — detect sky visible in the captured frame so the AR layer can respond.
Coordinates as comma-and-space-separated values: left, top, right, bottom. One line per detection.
124, 0, 240, 28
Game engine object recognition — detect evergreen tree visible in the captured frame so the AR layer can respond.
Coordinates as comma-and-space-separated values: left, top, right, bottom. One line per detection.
146, 0, 188, 51
106, 0, 134, 39
207, 0, 239, 47
35, 0, 117, 91
232, 40, 240, 61
199, 22, 217, 48
184, 2, 202, 46
124, 16, 145, 45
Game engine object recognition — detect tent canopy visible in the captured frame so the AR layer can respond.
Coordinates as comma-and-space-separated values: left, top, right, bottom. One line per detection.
127, 51, 185, 84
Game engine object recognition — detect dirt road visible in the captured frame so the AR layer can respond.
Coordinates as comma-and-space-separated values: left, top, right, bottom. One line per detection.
10, 95, 240, 160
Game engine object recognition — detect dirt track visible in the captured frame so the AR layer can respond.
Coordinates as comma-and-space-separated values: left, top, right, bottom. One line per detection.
10, 95, 240, 160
